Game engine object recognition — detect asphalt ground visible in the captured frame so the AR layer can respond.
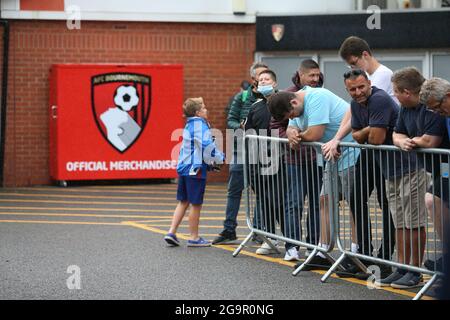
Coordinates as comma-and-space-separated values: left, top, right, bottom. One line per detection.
0, 182, 436, 300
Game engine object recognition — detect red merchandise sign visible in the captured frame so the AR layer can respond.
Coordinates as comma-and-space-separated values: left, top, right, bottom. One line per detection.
49, 64, 183, 182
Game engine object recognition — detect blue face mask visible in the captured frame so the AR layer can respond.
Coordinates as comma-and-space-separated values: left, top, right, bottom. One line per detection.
257, 85, 274, 97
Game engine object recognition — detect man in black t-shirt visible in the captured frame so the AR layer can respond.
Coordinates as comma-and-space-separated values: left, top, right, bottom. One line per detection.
340, 69, 400, 280
389, 68, 449, 289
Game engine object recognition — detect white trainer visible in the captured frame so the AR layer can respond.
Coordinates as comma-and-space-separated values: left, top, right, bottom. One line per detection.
284, 247, 300, 261
255, 240, 279, 255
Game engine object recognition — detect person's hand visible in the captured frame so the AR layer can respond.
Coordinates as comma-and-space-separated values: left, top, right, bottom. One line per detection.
322, 138, 341, 161
287, 128, 302, 149
398, 138, 416, 152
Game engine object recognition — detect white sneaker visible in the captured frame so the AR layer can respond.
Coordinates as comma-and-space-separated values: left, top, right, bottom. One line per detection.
284, 247, 300, 261
255, 240, 279, 255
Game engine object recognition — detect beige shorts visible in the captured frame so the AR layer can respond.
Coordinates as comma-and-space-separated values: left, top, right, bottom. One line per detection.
386, 169, 431, 229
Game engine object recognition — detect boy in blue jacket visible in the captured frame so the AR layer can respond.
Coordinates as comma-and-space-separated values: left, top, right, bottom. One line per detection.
165, 97, 225, 247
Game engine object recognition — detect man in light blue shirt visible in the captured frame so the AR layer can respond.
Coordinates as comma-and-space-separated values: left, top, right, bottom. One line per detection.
285, 87, 358, 172
268, 88, 360, 270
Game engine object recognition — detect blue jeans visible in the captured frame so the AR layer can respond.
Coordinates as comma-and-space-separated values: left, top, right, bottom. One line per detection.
223, 164, 244, 234
284, 162, 323, 249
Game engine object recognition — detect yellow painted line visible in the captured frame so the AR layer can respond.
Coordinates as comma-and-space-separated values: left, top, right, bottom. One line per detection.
177, 233, 248, 240
122, 221, 176, 235
0, 206, 244, 215
1, 192, 226, 203
0, 219, 122, 226
125, 221, 434, 300
0, 198, 226, 207
0, 212, 245, 221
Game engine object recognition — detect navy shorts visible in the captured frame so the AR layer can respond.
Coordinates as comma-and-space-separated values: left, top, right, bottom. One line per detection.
176, 176, 206, 205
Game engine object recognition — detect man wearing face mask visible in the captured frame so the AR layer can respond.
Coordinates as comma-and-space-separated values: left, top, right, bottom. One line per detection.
213, 62, 269, 245
244, 69, 287, 255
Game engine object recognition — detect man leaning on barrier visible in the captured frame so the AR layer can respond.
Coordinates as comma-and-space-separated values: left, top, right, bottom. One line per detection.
284, 59, 324, 260
268, 88, 360, 271
339, 69, 397, 280
386, 68, 449, 289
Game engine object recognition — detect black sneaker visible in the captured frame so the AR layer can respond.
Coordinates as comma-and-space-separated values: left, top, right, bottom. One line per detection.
295, 255, 332, 271
424, 257, 443, 272
379, 264, 393, 279
212, 231, 237, 245
391, 271, 424, 289
336, 264, 370, 280
375, 269, 406, 287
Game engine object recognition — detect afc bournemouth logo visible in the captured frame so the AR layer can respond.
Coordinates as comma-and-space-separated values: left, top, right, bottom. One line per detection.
271, 24, 285, 42
91, 73, 151, 153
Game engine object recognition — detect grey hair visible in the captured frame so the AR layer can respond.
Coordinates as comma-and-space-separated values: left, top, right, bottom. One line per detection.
420, 77, 450, 105
249, 62, 269, 78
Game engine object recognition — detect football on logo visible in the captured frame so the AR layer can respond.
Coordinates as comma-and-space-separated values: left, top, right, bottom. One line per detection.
91, 72, 151, 153
114, 85, 139, 111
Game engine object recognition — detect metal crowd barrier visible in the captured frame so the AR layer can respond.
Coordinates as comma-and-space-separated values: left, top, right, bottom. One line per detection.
323, 142, 448, 300
233, 135, 348, 275
233, 134, 448, 300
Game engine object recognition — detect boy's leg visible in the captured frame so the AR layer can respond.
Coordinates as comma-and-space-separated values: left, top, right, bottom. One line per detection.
168, 201, 190, 235
181, 176, 206, 241
189, 204, 202, 240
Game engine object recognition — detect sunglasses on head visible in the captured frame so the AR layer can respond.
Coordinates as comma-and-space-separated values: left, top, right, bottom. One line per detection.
343, 69, 365, 79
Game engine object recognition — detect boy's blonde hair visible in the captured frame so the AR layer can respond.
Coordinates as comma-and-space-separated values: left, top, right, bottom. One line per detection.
183, 97, 204, 117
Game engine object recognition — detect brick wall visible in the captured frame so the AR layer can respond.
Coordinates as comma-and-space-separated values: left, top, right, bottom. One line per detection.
3, 20, 256, 186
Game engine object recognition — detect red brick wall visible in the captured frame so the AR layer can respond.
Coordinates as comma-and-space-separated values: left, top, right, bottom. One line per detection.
3, 20, 256, 186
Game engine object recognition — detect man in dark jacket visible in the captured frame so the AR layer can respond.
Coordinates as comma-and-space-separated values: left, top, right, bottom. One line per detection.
286, 59, 324, 92
244, 69, 286, 256
213, 62, 268, 245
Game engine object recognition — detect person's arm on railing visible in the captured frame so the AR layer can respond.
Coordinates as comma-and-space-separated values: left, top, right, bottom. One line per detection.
368, 127, 387, 145
393, 132, 416, 151
299, 124, 326, 142
286, 126, 302, 150
394, 132, 443, 151
322, 108, 352, 161
352, 126, 370, 144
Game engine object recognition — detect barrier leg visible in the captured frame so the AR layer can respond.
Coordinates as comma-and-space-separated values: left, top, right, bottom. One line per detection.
292, 248, 318, 276
321, 253, 346, 283
232, 232, 254, 257
413, 273, 439, 300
